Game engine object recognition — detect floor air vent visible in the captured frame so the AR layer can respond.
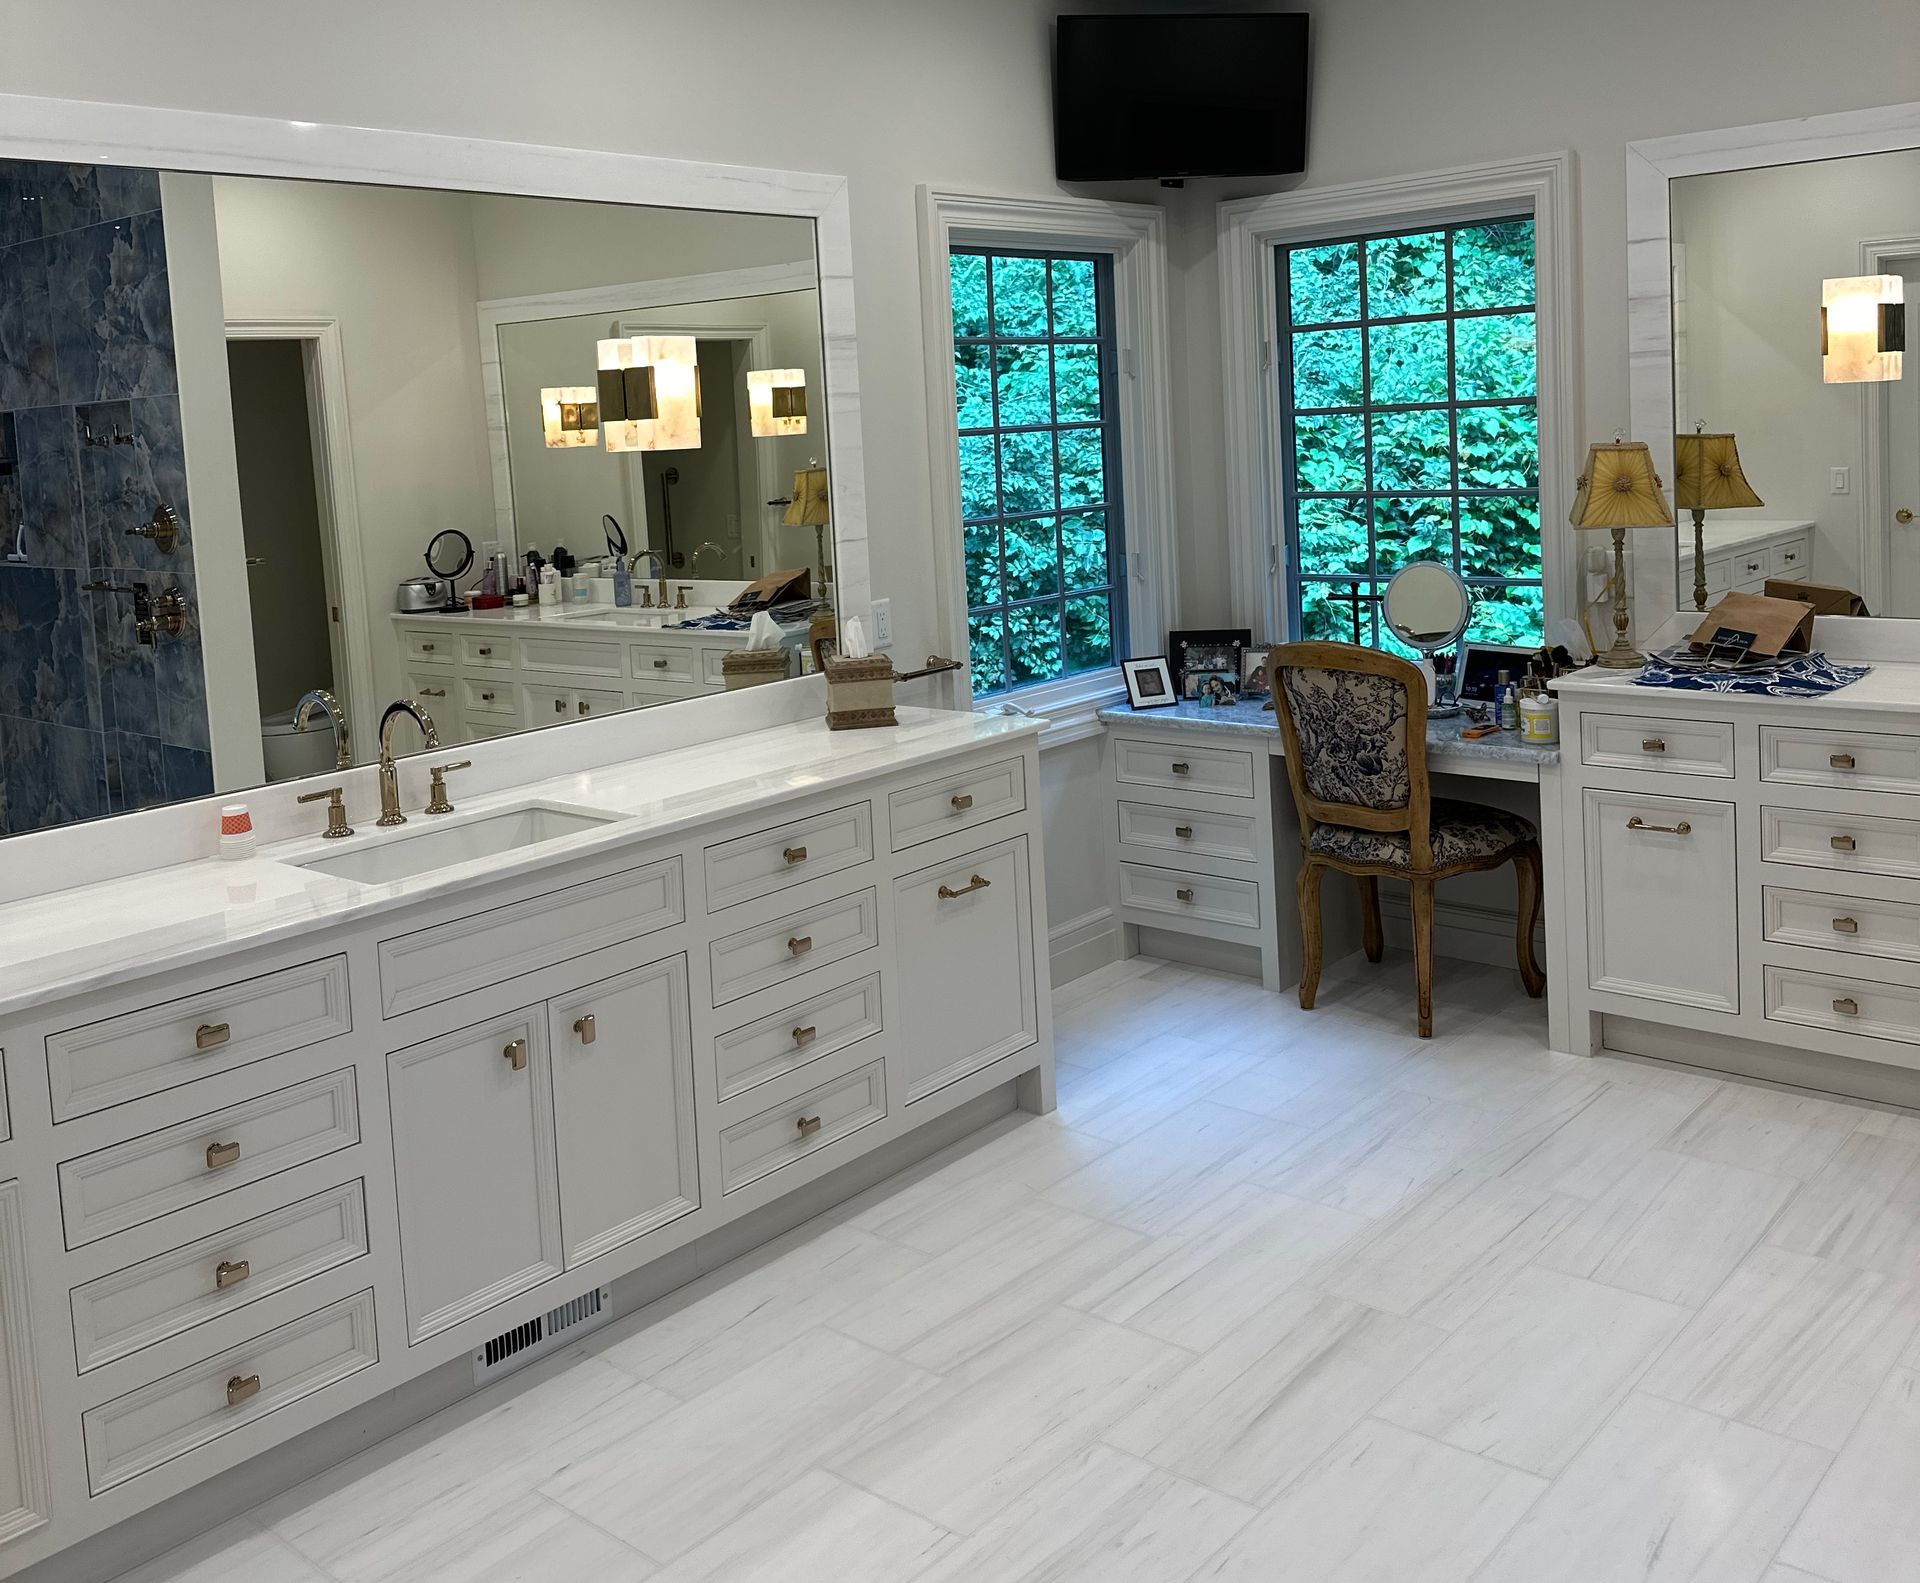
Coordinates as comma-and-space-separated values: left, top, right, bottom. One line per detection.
472, 1285, 613, 1385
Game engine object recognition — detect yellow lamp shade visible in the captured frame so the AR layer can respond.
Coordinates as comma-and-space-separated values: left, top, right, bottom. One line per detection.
782, 467, 831, 528
747, 368, 808, 438
540, 386, 598, 449
1569, 440, 1674, 531
1822, 275, 1905, 384
1673, 430, 1763, 511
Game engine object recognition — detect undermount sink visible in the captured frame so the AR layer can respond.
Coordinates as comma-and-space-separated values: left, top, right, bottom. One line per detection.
290, 803, 621, 886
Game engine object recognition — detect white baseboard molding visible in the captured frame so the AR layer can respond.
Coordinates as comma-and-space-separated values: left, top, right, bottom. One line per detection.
1049, 905, 1122, 985
1378, 892, 1546, 971
1134, 924, 1264, 981
1601, 1014, 1920, 1113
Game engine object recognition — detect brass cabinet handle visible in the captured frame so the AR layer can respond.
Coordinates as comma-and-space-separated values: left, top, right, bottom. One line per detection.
1626, 815, 1692, 836
573, 1014, 596, 1045
1176, 887, 1196, 902
1833, 997, 1860, 1016
950, 793, 974, 812
1642, 739, 1667, 753
653, 658, 669, 669
420, 642, 435, 652
792, 1024, 817, 1047
937, 874, 991, 900
503, 1038, 529, 1071
215, 1259, 251, 1291
1831, 753, 1857, 770
1170, 761, 1191, 775
227, 1373, 261, 1408
195, 1021, 231, 1051
419, 687, 446, 698
206, 1140, 241, 1171
1833, 917, 1860, 934
788, 935, 813, 956
783, 845, 808, 865
795, 1114, 822, 1139
1831, 834, 1858, 852
578, 700, 591, 715
477, 645, 492, 655
555, 699, 567, 713
1174, 825, 1194, 839
480, 690, 495, 702
1899, 508, 1916, 525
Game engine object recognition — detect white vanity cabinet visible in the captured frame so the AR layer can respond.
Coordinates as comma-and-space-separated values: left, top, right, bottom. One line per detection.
0, 1182, 49, 1549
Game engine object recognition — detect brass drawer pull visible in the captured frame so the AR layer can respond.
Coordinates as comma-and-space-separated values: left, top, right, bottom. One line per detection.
578, 700, 591, 715
792, 1025, 817, 1047
1626, 816, 1692, 836
1174, 825, 1194, 838
1176, 887, 1195, 902
1833, 997, 1860, 1016
653, 657, 669, 669
951, 792, 974, 812
1170, 761, 1191, 775
503, 1038, 529, 1071
937, 874, 991, 900
481, 690, 496, 702
420, 642, 436, 652
215, 1259, 251, 1291
477, 645, 492, 655
796, 1114, 822, 1139
195, 1021, 231, 1051
1831, 753, 1857, 770
783, 845, 808, 865
1831, 834, 1858, 853
573, 1014, 597, 1045
419, 687, 446, 698
205, 1140, 241, 1171
1642, 739, 1667, 753
1833, 917, 1861, 935
226, 1373, 261, 1408
555, 699, 567, 713
788, 935, 813, 956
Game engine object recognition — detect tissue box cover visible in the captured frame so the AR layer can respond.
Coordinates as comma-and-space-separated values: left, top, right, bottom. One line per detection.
825, 655, 896, 729
721, 648, 792, 689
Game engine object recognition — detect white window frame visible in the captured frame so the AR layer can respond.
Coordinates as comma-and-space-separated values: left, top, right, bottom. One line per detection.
918, 188, 1177, 746
1217, 153, 1579, 644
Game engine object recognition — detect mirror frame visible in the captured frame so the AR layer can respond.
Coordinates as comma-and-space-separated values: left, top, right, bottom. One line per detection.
0, 91, 872, 790
1626, 99, 1920, 625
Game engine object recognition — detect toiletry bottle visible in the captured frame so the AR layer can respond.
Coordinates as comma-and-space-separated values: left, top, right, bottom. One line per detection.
1520, 682, 1559, 745
538, 565, 560, 606
1497, 669, 1520, 731
613, 554, 633, 607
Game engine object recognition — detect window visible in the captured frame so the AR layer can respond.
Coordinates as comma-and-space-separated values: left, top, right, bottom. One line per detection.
1280, 218, 1542, 650
950, 247, 1126, 695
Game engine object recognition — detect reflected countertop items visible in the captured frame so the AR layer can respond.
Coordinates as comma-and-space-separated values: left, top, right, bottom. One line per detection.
387, 603, 806, 637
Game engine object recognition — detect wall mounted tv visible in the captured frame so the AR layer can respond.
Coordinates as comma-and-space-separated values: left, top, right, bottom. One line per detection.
1053, 12, 1310, 182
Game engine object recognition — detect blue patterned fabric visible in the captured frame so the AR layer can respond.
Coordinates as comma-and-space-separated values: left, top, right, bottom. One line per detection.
1635, 652, 1869, 698
1309, 798, 1537, 871
1277, 665, 1412, 811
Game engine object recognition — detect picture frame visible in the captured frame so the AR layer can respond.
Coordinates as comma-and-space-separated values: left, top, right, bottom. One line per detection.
1239, 647, 1272, 699
1121, 655, 1177, 708
1456, 641, 1536, 702
1168, 627, 1252, 697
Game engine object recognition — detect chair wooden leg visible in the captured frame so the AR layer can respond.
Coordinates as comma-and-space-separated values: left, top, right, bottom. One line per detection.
1411, 878, 1435, 1038
1358, 875, 1383, 963
1297, 861, 1325, 1010
1514, 841, 1547, 998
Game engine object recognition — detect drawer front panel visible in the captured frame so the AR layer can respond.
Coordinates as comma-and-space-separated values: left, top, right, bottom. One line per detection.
459, 635, 511, 669
1763, 886, 1920, 964
71, 1181, 370, 1374
82, 1289, 377, 1495
461, 677, 514, 717
714, 969, 883, 1101
1770, 537, 1809, 577
572, 687, 625, 721
48, 957, 351, 1123
407, 675, 456, 716
719, 1059, 887, 1194
1117, 800, 1259, 864
1580, 713, 1735, 778
1113, 737, 1256, 799
1731, 549, 1770, 586
709, 888, 879, 1006
630, 642, 697, 684
58, 1070, 360, 1248
1765, 966, 1920, 1049
525, 683, 574, 722
520, 635, 623, 678
888, 756, 1028, 851
704, 802, 875, 912
1583, 789, 1738, 1012
378, 858, 683, 1018
1761, 806, 1920, 881
1120, 862, 1262, 930
700, 647, 731, 687
402, 630, 451, 667
1761, 726, 1920, 796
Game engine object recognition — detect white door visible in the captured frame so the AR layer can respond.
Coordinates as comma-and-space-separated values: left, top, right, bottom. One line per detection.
1884, 259, 1920, 615
547, 957, 699, 1267
0, 1183, 48, 1550
387, 1009, 563, 1342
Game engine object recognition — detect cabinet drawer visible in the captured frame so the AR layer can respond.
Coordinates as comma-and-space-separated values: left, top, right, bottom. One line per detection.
718, 1058, 887, 1194
402, 630, 452, 667
461, 677, 513, 717
700, 647, 731, 688
1770, 537, 1809, 577
1761, 806, 1920, 881
572, 687, 626, 720
714, 969, 883, 1101
630, 641, 697, 684
82, 1288, 377, 1495
459, 635, 511, 669
378, 858, 683, 1018
70, 1181, 369, 1374
47, 957, 351, 1124
1763, 886, 1920, 964
525, 682, 574, 722
1761, 726, 1920, 796
408, 676, 456, 713
1732, 549, 1770, 586
888, 756, 1027, 851
708, 888, 879, 1007
1117, 800, 1258, 864
58, 1069, 360, 1248
1583, 789, 1738, 1012
1700, 555, 1733, 598
1765, 965, 1920, 1049
704, 801, 874, 912
1581, 713, 1734, 778
1114, 736, 1256, 799
1120, 862, 1262, 930
520, 634, 623, 678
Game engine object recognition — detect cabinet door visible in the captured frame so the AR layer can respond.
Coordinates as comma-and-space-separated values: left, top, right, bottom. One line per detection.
547, 958, 699, 1267
387, 1009, 563, 1342
0, 1181, 49, 1548
892, 836, 1038, 1104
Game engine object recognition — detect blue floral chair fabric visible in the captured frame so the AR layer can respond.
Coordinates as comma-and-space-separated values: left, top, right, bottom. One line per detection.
1276, 666, 1412, 811
1309, 797, 1538, 868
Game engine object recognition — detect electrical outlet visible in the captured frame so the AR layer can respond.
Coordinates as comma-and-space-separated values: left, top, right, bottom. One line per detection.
1831, 466, 1851, 495
870, 597, 893, 649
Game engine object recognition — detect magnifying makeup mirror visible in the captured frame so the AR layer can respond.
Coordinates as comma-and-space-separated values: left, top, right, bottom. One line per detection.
424, 528, 474, 612
1382, 560, 1472, 718
603, 513, 628, 560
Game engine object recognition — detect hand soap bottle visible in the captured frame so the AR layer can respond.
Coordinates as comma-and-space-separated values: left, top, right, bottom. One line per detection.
612, 554, 633, 607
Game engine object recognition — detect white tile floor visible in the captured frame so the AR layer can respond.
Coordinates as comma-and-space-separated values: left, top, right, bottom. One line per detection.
115, 952, 1920, 1583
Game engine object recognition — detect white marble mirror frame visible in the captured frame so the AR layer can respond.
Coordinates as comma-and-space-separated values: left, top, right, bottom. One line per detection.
1626, 99, 1920, 626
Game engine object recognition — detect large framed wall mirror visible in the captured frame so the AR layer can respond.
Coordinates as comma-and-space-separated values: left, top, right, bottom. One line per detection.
0, 98, 866, 837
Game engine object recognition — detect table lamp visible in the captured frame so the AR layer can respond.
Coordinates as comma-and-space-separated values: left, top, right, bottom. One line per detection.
782, 465, 832, 594
1674, 424, 1763, 611
1570, 438, 1675, 669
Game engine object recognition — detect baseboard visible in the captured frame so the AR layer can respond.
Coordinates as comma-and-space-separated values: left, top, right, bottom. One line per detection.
1135, 925, 1264, 981
1049, 905, 1121, 985
1378, 892, 1545, 970
1601, 1014, 1920, 1113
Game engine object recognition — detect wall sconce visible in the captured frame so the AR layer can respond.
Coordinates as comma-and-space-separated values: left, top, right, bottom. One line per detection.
747, 368, 808, 437
1822, 275, 1905, 383
541, 386, 599, 449
597, 338, 659, 454
597, 335, 700, 452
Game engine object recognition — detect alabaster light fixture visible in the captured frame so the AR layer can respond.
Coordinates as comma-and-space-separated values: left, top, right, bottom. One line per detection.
1570, 438, 1675, 670
1822, 275, 1905, 384
1674, 423, 1765, 611
631, 335, 702, 452
540, 386, 599, 449
597, 337, 658, 454
747, 368, 808, 437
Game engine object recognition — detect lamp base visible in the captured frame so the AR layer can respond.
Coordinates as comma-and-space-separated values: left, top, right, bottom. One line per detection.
1593, 643, 1645, 670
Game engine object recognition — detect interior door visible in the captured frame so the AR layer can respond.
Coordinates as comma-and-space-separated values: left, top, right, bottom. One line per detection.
1885, 260, 1920, 614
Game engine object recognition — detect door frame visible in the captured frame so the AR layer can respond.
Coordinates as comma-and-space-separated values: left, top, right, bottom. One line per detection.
1859, 235, 1920, 615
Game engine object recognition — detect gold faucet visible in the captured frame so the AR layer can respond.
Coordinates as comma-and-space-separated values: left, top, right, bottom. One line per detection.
636, 549, 667, 610
292, 688, 351, 771
376, 699, 440, 827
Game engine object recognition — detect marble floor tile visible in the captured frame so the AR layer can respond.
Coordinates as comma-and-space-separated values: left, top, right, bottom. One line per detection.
1661, 1083, 1867, 1180
1777, 1368, 1920, 1583
1250, 1087, 1462, 1217
828, 1307, 1190, 1535
1374, 1265, 1692, 1477
1391, 1033, 1603, 1115
907, 1443, 1254, 1583
1486, 1082, 1710, 1200
373, 1493, 657, 1583
1641, 1245, 1920, 1451
1191, 1418, 1543, 1583
1761, 1568, 1840, 1583
1105, 1288, 1445, 1504
112, 1520, 330, 1583
1535, 1151, 1798, 1308
1474, 1392, 1829, 1583
1053, 1031, 1262, 1142
1766, 1130, 1920, 1275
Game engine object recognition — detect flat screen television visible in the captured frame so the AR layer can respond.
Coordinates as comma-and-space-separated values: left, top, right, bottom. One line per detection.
1053, 12, 1310, 182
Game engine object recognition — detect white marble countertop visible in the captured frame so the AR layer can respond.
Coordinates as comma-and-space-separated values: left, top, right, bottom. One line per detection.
0, 708, 1037, 1021
387, 603, 795, 636
1675, 517, 1815, 565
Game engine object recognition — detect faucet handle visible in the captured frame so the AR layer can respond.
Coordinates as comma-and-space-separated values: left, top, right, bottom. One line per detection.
297, 786, 353, 839
425, 760, 472, 816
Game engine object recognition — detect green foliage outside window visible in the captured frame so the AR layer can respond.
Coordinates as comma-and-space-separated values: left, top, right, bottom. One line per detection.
1283, 219, 1543, 649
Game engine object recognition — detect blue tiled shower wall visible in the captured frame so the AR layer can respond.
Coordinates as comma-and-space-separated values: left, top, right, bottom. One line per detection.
0, 160, 212, 835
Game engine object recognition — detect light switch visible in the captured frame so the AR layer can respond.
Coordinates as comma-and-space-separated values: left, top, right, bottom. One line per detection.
1831, 466, 1851, 495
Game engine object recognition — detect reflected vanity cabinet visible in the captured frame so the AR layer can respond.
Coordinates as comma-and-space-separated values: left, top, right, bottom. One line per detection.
0, 729, 1049, 1575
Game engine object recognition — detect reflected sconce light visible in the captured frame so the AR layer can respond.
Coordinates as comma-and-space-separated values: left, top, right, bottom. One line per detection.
1569, 438, 1674, 671
540, 386, 599, 449
747, 368, 808, 438
1822, 275, 1905, 384
597, 337, 659, 454
1673, 424, 1763, 612
598, 334, 701, 452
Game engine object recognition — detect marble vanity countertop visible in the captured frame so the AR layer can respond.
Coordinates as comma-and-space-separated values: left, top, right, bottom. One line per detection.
1675, 517, 1816, 564
1556, 657, 1920, 716
0, 707, 1038, 1020
1098, 698, 1561, 770
385, 604, 789, 635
